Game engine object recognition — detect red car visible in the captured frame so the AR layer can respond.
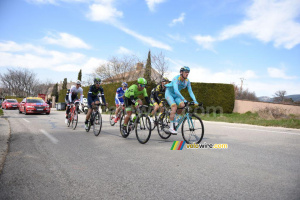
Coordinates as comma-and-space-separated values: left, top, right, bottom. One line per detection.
1, 99, 19, 110
19, 97, 50, 115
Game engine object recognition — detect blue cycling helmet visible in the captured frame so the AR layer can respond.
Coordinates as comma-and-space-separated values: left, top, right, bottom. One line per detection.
180, 66, 190, 73
122, 82, 128, 87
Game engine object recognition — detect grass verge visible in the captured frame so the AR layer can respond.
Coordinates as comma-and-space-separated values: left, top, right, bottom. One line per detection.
200, 111, 300, 129
0, 109, 3, 116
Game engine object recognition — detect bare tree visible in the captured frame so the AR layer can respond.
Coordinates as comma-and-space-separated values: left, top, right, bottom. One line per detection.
151, 51, 169, 82
0, 68, 52, 97
274, 90, 287, 103
94, 55, 137, 83
232, 83, 258, 101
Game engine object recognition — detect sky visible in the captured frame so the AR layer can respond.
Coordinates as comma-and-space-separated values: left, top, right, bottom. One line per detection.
0, 0, 299, 97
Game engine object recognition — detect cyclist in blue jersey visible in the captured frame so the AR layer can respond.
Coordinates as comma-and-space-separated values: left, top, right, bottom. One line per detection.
113, 82, 128, 123
165, 66, 199, 134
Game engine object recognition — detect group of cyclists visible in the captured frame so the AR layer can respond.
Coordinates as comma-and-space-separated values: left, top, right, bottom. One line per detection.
64, 66, 199, 134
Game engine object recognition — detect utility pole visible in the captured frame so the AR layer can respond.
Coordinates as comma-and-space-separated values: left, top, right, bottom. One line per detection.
240, 78, 245, 91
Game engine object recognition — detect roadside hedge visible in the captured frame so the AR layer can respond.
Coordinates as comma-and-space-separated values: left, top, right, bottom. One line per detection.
4, 96, 24, 103
76, 81, 235, 113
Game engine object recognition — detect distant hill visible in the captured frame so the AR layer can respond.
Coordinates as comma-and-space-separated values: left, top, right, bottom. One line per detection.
258, 96, 273, 102
285, 94, 300, 102
258, 94, 300, 103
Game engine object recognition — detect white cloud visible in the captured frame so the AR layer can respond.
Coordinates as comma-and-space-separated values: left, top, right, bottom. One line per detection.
116, 46, 134, 55
267, 67, 297, 79
118, 26, 172, 51
166, 59, 258, 84
193, 0, 300, 50
167, 34, 186, 43
193, 35, 216, 52
43, 32, 91, 49
86, 3, 123, 22
219, 0, 300, 49
0, 41, 106, 73
169, 13, 185, 27
145, 0, 167, 12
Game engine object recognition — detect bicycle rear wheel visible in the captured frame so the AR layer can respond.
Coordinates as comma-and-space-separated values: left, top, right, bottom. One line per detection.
120, 113, 130, 138
135, 114, 151, 144
182, 114, 204, 144
93, 112, 102, 136
109, 108, 116, 126
157, 113, 172, 139
72, 108, 78, 130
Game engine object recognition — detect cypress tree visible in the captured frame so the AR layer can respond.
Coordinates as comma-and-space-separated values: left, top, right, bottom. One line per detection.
62, 78, 67, 89
144, 50, 152, 82
78, 69, 82, 81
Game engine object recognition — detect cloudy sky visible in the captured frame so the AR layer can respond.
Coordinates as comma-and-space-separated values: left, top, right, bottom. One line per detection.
0, 0, 299, 96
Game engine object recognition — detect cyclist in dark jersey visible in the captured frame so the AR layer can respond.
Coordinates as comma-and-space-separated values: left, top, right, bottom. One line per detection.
149, 77, 170, 122
84, 78, 107, 130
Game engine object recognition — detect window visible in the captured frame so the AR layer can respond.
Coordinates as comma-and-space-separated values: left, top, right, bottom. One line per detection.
27, 99, 44, 103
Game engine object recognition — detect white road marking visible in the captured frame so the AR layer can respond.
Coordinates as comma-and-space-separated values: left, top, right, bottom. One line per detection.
222, 126, 300, 136
22, 118, 30, 123
40, 129, 58, 144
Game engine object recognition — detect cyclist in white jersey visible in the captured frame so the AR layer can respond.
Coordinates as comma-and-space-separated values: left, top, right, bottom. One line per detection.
65, 80, 83, 123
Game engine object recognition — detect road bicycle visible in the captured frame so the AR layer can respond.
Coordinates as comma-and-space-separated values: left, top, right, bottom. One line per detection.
158, 101, 204, 144
109, 104, 125, 126
86, 103, 104, 136
119, 105, 152, 144
67, 100, 81, 130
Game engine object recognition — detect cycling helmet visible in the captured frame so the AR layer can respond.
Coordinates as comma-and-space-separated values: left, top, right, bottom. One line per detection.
76, 80, 81, 85
162, 77, 169, 82
94, 77, 101, 84
67, 89, 70, 92
122, 82, 128, 87
180, 66, 190, 73
137, 77, 147, 85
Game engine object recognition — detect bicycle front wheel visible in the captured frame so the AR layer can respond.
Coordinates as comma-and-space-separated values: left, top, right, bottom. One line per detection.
93, 112, 102, 136
120, 113, 130, 138
157, 113, 172, 139
67, 113, 71, 127
109, 108, 116, 126
182, 114, 204, 144
135, 114, 151, 144
72, 109, 78, 130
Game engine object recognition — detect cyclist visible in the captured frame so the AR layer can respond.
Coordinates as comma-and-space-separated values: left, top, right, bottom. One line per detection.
65, 81, 83, 123
165, 66, 199, 134
122, 78, 153, 132
113, 82, 128, 123
65, 89, 71, 122
149, 77, 170, 122
85, 78, 107, 130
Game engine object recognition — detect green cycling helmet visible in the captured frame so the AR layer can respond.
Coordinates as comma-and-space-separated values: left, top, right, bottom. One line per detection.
137, 77, 147, 85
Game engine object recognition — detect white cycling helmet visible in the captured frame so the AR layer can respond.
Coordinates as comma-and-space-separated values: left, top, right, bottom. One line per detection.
76, 80, 81, 85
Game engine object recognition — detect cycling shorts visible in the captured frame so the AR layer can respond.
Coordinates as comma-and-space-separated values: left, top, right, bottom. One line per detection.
88, 96, 100, 108
165, 88, 184, 106
115, 98, 124, 105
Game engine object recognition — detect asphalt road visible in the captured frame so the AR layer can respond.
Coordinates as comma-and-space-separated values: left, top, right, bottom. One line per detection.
0, 109, 300, 200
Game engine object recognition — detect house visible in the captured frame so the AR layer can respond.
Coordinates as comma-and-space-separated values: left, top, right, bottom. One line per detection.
102, 63, 162, 84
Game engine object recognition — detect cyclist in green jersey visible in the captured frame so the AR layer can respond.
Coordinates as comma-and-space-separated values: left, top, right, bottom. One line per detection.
123, 78, 153, 131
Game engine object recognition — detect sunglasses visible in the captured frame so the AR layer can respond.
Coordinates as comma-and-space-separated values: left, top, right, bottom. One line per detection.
95, 82, 101, 85
139, 84, 146, 87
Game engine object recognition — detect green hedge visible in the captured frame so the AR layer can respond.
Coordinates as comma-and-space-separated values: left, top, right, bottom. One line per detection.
58, 89, 67, 103
77, 81, 234, 113
181, 82, 235, 113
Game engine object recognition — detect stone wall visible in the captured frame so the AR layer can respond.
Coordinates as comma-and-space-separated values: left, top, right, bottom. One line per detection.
233, 100, 300, 115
